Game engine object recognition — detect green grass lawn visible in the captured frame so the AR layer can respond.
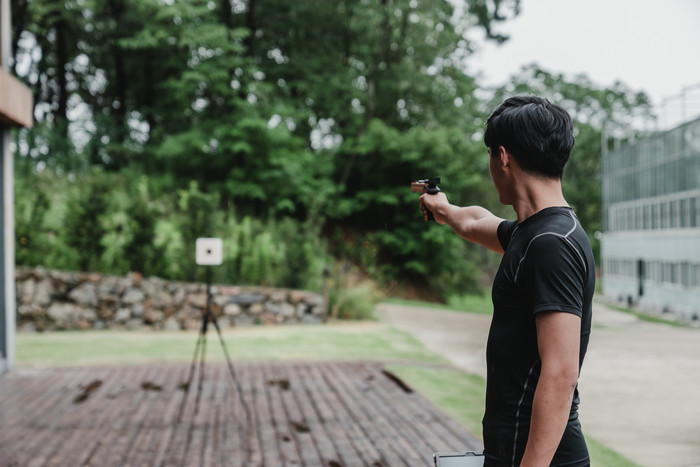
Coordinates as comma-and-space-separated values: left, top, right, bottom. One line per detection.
15, 317, 639, 467
15, 321, 448, 367
384, 294, 494, 314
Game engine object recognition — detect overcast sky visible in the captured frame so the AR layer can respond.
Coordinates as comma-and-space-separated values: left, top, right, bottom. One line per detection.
464, 0, 700, 128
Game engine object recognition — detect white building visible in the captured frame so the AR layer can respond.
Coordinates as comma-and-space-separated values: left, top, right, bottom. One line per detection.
601, 116, 700, 322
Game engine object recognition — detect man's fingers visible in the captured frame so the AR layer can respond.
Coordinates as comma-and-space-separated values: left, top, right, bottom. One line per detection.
418, 195, 429, 220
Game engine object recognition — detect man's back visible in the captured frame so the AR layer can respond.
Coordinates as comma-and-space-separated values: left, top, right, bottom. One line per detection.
483, 207, 594, 466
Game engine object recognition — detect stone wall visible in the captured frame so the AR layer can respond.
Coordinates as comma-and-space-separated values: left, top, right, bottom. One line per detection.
16, 267, 326, 332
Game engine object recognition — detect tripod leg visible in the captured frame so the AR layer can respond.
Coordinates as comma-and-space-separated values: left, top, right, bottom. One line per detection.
159, 319, 206, 467
175, 311, 212, 467
175, 328, 204, 424
193, 324, 208, 417
208, 311, 253, 452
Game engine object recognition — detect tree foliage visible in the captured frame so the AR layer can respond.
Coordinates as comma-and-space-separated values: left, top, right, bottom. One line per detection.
10, 0, 652, 300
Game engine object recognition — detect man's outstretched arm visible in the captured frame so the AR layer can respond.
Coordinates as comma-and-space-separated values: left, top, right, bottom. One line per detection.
420, 191, 504, 254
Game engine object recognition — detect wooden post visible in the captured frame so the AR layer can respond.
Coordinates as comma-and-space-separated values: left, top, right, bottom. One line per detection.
0, 0, 33, 374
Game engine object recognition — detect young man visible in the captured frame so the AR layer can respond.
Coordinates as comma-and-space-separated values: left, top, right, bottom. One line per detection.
420, 96, 594, 467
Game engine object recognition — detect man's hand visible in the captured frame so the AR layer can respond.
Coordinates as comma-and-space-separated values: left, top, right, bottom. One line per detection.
419, 191, 449, 224
412, 178, 441, 221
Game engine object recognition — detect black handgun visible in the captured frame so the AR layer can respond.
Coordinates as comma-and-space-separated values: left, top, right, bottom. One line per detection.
411, 177, 441, 221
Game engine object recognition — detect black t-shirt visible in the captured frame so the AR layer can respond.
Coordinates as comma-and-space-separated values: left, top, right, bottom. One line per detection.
483, 207, 594, 467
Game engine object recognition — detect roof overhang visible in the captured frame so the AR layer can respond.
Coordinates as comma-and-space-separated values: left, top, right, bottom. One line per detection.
0, 70, 33, 128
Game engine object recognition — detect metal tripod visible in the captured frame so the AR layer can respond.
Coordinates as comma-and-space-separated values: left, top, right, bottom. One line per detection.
166, 267, 252, 466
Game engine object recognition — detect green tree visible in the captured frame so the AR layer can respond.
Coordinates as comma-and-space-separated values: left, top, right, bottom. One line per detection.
235, 0, 522, 295
63, 174, 110, 271
122, 177, 165, 276
14, 178, 50, 266
11, 0, 89, 171
74, 0, 164, 169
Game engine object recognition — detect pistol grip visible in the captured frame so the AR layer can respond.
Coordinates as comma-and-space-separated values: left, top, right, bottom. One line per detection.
424, 186, 440, 221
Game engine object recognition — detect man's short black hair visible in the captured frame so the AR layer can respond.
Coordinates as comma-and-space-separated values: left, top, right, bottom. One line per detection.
484, 95, 575, 179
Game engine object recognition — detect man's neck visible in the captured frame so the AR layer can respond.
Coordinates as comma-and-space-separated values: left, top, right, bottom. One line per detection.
511, 175, 568, 223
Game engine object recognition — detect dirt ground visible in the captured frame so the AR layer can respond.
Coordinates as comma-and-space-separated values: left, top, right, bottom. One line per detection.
377, 301, 700, 467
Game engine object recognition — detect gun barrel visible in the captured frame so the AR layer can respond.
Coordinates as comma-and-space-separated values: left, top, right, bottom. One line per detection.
411, 182, 426, 193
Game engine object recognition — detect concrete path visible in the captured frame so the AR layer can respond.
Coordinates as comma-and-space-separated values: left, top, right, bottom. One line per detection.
377, 301, 700, 467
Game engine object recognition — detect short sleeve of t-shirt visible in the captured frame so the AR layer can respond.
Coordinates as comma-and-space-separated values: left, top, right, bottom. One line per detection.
516, 234, 586, 317
497, 220, 518, 251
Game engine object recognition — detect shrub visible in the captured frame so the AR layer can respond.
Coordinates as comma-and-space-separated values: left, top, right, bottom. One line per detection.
327, 263, 382, 320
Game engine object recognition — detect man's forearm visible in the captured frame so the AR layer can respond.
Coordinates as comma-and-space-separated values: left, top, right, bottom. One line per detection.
520, 375, 576, 466
441, 205, 504, 253
419, 193, 504, 253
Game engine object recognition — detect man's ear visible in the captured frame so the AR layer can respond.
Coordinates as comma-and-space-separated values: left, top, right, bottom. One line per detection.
497, 145, 511, 170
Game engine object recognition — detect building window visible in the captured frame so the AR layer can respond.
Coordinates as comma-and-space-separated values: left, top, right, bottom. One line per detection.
680, 199, 689, 228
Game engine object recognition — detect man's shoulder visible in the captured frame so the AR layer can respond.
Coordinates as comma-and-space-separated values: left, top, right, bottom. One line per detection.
522, 208, 588, 242
525, 231, 576, 260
